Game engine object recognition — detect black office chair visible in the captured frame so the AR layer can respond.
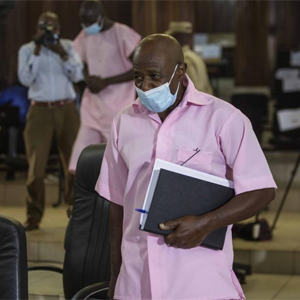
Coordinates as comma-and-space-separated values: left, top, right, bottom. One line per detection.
0, 215, 28, 300
231, 93, 269, 143
29, 144, 110, 299
63, 143, 110, 299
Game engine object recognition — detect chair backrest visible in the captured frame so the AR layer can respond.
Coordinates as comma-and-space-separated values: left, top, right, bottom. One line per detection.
0, 215, 28, 300
63, 144, 111, 300
231, 93, 269, 143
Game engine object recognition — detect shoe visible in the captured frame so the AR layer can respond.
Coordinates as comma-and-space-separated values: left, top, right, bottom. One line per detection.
23, 219, 40, 231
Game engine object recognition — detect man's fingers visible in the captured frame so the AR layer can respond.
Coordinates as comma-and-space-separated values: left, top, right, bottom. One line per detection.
164, 232, 182, 247
159, 218, 180, 230
87, 81, 98, 90
163, 220, 182, 245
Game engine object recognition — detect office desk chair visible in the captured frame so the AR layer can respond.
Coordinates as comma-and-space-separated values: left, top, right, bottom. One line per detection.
231, 93, 269, 143
0, 215, 28, 300
29, 144, 110, 299
64, 143, 110, 299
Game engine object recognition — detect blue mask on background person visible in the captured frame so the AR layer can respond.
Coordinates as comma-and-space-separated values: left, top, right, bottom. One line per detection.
136, 65, 179, 113
83, 15, 103, 35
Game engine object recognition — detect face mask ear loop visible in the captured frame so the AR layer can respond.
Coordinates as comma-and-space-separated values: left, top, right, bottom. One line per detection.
175, 82, 180, 94
169, 64, 179, 84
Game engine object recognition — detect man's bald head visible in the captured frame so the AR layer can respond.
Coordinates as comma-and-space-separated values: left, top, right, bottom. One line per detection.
80, 0, 105, 26
133, 34, 186, 97
133, 34, 184, 69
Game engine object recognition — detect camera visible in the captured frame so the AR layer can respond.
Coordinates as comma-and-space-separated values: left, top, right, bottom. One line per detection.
35, 24, 60, 46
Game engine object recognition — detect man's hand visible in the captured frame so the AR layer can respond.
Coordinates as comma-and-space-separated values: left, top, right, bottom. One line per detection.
34, 44, 42, 56
160, 215, 210, 249
86, 76, 108, 94
33, 30, 45, 45
47, 43, 68, 60
33, 30, 44, 55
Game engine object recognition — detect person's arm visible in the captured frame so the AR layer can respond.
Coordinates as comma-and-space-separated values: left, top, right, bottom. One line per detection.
105, 52, 134, 85
47, 42, 84, 83
18, 44, 41, 87
62, 46, 84, 83
87, 52, 135, 94
84, 63, 105, 94
108, 202, 124, 299
160, 188, 275, 248
161, 110, 277, 248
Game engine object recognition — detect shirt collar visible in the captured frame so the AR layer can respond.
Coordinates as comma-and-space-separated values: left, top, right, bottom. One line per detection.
180, 75, 212, 107
132, 97, 145, 114
132, 74, 211, 114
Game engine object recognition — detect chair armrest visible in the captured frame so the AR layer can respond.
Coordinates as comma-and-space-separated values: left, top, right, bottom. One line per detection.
71, 281, 109, 300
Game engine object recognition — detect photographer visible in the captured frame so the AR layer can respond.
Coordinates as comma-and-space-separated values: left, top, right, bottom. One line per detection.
18, 11, 83, 231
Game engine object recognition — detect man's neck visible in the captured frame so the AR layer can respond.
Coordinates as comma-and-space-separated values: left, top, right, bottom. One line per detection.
102, 18, 114, 32
158, 83, 186, 122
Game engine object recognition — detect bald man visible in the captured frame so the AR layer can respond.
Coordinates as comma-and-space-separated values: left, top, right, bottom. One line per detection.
18, 12, 82, 231
96, 35, 277, 299
68, 0, 141, 172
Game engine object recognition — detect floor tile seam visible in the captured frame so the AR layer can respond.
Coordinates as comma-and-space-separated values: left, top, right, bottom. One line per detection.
28, 273, 64, 297
250, 246, 300, 252
28, 272, 56, 286
28, 293, 61, 299
271, 275, 294, 300
28, 259, 65, 264
27, 239, 64, 244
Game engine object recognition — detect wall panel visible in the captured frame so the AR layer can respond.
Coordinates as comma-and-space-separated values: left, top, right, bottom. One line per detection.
235, 0, 269, 86
275, 0, 300, 51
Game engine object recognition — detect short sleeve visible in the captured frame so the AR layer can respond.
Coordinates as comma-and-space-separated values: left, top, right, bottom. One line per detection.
118, 24, 141, 58
95, 119, 128, 206
218, 110, 277, 195
73, 30, 86, 62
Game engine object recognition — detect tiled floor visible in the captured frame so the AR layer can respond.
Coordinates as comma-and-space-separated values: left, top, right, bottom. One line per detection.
1, 206, 300, 299
28, 266, 64, 300
1, 205, 68, 263
243, 274, 300, 300
27, 271, 300, 300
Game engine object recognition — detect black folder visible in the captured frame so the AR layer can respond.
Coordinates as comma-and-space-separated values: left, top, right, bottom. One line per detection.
140, 168, 235, 250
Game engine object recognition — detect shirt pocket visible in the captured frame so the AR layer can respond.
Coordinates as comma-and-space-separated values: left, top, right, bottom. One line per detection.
176, 148, 213, 174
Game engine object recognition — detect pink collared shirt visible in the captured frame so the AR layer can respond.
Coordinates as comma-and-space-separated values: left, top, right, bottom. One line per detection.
73, 23, 141, 136
96, 76, 277, 300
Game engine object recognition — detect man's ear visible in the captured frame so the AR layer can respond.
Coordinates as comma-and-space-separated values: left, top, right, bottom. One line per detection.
177, 62, 187, 81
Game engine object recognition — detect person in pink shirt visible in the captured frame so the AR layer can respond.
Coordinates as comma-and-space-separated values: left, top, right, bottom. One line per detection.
69, 0, 141, 172
96, 34, 277, 300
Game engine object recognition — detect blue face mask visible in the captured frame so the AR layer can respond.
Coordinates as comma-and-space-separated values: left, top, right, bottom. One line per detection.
83, 15, 103, 35
135, 65, 180, 113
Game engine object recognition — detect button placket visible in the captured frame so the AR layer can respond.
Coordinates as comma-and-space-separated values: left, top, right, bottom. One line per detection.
155, 108, 179, 161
